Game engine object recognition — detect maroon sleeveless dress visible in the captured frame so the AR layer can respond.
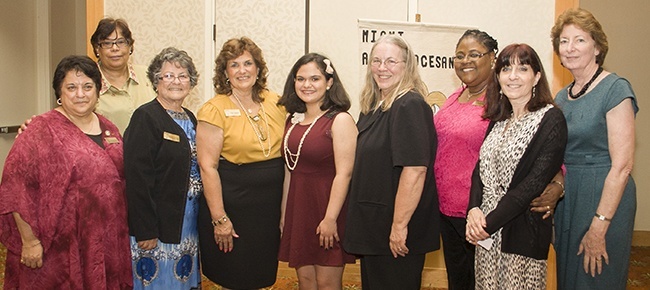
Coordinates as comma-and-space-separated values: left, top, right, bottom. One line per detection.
279, 111, 356, 267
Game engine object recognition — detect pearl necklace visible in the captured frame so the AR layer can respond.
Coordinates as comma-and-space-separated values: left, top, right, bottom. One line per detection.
568, 66, 603, 99
232, 92, 272, 157
283, 111, 326, 170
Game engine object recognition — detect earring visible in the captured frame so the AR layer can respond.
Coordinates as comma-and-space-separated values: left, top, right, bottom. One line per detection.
56, 98, 62, 105
499, 90, 503, 100
129, 49, 133, 55
326, 86, 330, 90
226, 78, 229, 84
95, 53, 100, 58
532, 86, 536, 98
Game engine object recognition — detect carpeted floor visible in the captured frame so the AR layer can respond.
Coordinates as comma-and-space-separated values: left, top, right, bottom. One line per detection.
1, 244, 648, 289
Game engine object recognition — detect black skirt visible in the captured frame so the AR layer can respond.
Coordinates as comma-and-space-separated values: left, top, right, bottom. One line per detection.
199, 157, 284, 289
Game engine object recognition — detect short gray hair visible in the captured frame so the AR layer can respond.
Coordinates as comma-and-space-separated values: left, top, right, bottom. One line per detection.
147, 47, 199, 90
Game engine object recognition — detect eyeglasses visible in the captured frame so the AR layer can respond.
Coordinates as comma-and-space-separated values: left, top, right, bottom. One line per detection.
454, 51, 489, 62
98, 38, 130, 49
370, 58, 404, 69
159, 73, 190, 83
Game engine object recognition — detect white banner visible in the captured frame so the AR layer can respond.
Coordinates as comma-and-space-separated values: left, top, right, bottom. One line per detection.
359, 19, 474, 111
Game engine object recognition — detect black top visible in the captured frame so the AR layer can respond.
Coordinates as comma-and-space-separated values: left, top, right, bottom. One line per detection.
343, 91, 440, 255
123, 99, 197, 244
469, 107, 567, 259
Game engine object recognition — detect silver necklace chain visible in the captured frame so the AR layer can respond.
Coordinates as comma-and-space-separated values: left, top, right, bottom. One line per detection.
232, 92, 271, 158
465, 84, 488, 102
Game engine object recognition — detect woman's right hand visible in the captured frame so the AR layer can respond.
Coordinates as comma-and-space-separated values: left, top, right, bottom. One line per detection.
214, 219, 239, 253
21, 240, 43, 269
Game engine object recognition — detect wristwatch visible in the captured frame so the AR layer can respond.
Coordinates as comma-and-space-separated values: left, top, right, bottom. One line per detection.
211, 215, 229, 226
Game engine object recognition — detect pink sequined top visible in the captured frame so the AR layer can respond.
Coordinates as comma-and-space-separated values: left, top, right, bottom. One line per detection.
434, 86, 490, 218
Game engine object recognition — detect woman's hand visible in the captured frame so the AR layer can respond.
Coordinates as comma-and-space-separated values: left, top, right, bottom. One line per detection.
531, 172, 564, 219
578, 222, 609, 277
389, 223, 409, 258
21, 240, 43, 269
465, 207, 490, 244
16, 115, 35, 137
316, 217, 339, 249
214, 219, 239, 253
530, 183, 562, 219
137, 238, 158, 250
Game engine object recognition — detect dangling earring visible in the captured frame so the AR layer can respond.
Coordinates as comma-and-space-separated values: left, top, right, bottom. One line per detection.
226, 78, 230, 84
129, 49, 133, 55
56, 98, 62, 105
532, 86, 536, 98
499, 90, 503, 100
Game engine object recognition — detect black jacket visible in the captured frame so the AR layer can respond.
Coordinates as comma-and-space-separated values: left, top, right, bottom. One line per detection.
124, 99, 197, 243
469, 107, 567, 260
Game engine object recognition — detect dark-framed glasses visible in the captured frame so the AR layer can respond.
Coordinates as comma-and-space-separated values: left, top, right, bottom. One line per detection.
159, 73, 190, 83
98, 38, 130, 49
454, 51, 489, 62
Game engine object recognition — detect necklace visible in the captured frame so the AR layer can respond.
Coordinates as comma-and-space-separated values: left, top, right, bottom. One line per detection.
568, 66, 603, 99
232, 92, 272, 157
283, 111, 327, 170
465, 83, 488, 102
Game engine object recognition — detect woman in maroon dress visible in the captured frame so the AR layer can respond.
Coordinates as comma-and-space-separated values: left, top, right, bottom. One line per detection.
0, 55, 132, 289
278, 53, 357, 289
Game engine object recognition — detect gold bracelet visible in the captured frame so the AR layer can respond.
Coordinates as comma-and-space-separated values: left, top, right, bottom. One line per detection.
211, 215, 229, 227
550, 180, 565, 197
594, 213, 611, 222
22, 240, 41, 248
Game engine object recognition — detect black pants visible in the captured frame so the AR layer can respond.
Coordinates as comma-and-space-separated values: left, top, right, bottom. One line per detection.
440, 214, 475, 290
360, 253, 425, 290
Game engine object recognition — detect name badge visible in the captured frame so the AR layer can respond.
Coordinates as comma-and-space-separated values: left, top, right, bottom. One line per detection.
104, 137, 120, 144
163, 132, 180, 142
224, 109, 241, 117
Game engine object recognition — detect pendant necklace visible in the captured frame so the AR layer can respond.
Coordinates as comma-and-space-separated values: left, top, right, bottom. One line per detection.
568, 66, 603, 99
283, 111, 326, 170
465, 83, 488, 102
232, 92, 272, 157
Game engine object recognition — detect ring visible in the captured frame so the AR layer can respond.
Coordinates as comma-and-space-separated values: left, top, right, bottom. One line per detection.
546, 210, 551, 214
470, 229, 474, 234
546, 205, 550, 210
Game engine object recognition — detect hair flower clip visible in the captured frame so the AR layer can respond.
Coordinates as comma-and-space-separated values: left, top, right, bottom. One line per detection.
291, 112, 305, 124
323, 59, 334, 75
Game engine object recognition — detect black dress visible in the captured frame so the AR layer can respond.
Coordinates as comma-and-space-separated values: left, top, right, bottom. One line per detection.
344, 91, 440, 255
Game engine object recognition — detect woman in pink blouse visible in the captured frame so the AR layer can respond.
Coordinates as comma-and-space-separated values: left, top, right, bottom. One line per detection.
434, 30, 564, 290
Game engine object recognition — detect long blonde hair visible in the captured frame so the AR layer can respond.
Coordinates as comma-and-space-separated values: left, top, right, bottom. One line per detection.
359, 35, 427, 114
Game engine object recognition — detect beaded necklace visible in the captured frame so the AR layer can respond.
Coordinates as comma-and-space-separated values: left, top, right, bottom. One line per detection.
568, 66, 603, 99
232, 92, 272, 157
283, 111, 327, 170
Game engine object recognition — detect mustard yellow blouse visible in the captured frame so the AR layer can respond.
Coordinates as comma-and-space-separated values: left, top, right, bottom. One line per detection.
197, 90, 286, 164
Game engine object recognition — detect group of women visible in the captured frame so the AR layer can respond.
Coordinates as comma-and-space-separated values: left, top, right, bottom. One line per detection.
0, 7, 638, 290
441, 8, 638, 290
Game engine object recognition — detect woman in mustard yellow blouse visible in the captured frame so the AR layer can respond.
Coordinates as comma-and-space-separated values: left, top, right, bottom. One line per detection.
196, 37, 286, 289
